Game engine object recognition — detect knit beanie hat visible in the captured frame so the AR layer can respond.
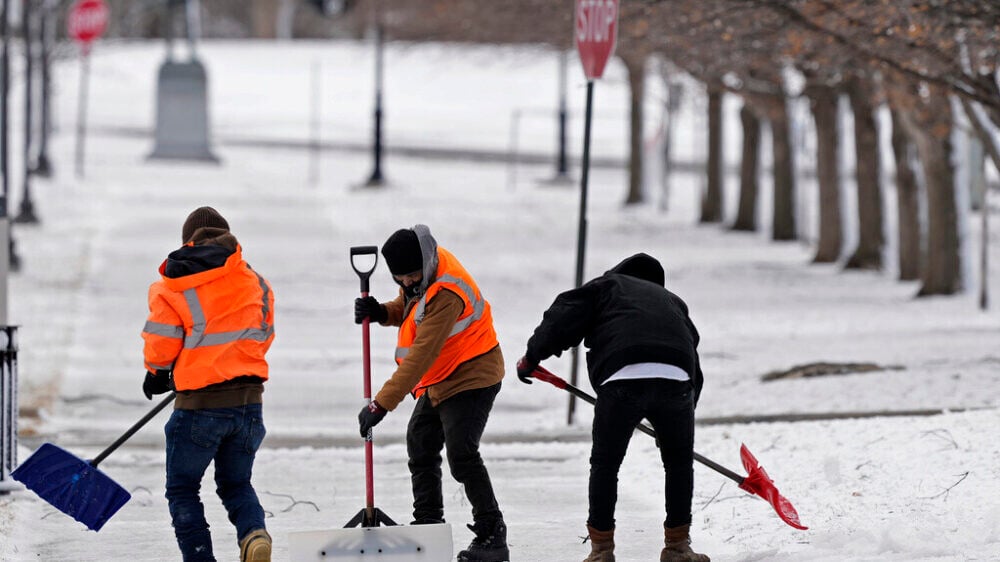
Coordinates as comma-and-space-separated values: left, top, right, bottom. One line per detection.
381, 228, 423, 275
182, 206, 230, 243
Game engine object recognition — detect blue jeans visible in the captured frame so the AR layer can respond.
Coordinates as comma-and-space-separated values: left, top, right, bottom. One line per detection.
164, 404, 266, 562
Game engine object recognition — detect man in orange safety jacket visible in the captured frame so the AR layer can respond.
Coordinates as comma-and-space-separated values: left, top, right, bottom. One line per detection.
354, 224, 509, 562
141, 206, 274, 562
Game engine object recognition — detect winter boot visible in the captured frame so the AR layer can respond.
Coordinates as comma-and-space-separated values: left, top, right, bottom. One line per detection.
239, 528, 272, 562
583, 525, 615, 562
457, 518, 509, 562
660, 524, 709, 562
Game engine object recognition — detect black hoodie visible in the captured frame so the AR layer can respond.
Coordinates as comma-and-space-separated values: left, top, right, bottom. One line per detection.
525, 253, 703, 405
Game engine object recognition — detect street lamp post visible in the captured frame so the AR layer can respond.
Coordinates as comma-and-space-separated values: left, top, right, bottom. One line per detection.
1, 0, 21, 279
16, 0, 39, 225
30, 0, 55, 178
364, 19, 385, 187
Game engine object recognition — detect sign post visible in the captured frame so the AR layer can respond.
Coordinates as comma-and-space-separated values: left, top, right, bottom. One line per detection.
67, 0, 108, 180
568, 0, 619, 425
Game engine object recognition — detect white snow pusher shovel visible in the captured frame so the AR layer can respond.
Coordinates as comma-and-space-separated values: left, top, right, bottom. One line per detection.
289, 246, 452, 561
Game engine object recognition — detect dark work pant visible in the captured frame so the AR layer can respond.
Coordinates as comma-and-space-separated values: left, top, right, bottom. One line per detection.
588, 379, 695, 532
164, 405, 267, 562
407, 383, 503, 525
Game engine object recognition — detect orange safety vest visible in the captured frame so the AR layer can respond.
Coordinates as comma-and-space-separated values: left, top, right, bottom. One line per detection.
395, 247, 498, 397
142, 245, 275, 391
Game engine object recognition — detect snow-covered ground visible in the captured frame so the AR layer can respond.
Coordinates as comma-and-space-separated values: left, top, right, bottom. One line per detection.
1, 40, 998, 561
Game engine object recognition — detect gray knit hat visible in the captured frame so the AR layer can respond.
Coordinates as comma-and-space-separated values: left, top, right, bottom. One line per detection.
182, 206, 229, 243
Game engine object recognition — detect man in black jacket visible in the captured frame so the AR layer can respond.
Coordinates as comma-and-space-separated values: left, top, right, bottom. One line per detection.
517, 253, 710, 562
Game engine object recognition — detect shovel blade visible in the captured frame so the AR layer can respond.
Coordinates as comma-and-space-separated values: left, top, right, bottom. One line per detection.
737, 443, 807, 530
11, 443, 131, 532
289, 523, 453, 561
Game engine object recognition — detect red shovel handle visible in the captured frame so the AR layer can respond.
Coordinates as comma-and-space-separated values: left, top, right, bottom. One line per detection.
351, 246, 379, 517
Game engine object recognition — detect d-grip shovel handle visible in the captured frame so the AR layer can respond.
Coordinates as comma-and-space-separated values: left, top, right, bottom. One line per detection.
350, 246, 379, 294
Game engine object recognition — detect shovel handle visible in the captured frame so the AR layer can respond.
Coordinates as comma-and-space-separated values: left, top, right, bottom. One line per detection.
350, 246, 379, 294
350, 246, 379, 513
90, 392, 176, 467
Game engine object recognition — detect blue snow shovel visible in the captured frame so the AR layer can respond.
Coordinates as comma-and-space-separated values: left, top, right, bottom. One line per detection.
11, 392, 176, 531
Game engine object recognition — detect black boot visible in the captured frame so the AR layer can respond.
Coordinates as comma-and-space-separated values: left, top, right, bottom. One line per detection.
457, 519, 509, 562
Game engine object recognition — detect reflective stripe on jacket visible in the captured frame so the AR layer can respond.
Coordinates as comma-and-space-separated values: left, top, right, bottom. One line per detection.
395, 247, 498, 397
142, 244, 275, 391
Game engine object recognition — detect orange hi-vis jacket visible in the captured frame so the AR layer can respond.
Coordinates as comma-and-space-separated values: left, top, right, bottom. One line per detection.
142, 244, 274, 392
395, 247, 499, 398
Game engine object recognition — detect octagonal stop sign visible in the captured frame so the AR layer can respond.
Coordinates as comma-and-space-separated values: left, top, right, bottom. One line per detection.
67, 0, 109, 46
575, 0, 619, 80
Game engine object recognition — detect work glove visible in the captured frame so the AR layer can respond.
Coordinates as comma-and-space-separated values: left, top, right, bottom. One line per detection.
354, 296, 387, 324
516, 356, 538, 384
358, 400, 388, 437
142, 370, 173, 400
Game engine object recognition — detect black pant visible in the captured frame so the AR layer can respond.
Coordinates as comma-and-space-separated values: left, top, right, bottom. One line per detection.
407, 382, 503, 525
588, 378, 695, 531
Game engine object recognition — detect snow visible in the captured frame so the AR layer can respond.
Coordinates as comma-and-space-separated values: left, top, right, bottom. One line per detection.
1, 40, 999, 561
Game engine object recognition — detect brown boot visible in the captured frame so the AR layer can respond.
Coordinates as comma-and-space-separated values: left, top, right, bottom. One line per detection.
583, 525, 615, 562
239, 528, 272, 562
661, 524, 710, 562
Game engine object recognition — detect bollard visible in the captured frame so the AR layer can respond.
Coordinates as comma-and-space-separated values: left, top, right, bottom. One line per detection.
0, 326, 18, 493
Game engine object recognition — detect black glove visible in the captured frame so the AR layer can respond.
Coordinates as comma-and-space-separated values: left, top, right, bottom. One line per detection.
354, 296, 387, 324
516, 356, 538, 384
358, 400, 388, 437
142, 370, 173, 400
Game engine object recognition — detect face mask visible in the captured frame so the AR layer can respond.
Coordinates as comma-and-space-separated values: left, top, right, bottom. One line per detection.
397, 278, 422, 299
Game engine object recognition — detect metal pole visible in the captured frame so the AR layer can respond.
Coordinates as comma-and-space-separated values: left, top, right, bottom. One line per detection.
74, 45, 90, 180
981, 166, 989, 311
31, 0, 52, 177
0, 326, 18, 493
556, 50, 569, 179
1, 0, 19, 282
16, 0, 38, 224
365, 20, 384, 187
309, 60, 320, 187
568, 80, 595, 425
506, 109, 520, 191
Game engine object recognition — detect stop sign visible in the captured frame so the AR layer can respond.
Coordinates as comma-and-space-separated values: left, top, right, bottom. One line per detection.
67, 0, 109, 46
575, 0, 619, 80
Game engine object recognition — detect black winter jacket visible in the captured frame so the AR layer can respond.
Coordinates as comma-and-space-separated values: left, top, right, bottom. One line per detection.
525, 255, 704, 406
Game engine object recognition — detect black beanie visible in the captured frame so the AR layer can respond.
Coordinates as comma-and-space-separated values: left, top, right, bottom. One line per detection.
182, 206, 230, 243
381, 228, 423, 275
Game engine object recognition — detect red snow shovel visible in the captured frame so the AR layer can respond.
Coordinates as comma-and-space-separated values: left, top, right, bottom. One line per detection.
288, 246, 452, 561
11, 392, 176, 531
531, 365, 807, 530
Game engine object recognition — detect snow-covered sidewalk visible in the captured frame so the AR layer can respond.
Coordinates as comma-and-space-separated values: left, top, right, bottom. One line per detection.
2, 41, 999, 561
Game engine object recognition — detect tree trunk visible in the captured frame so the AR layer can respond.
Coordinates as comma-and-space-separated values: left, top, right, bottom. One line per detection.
701, 82, 724, 222
623, 53, 645, 205
912, 93, 962, 296
844, 76, 884, 270
251, 0, 280, 39
732, 103, 760, 232
765, 92, 796, 241
890, 108, 922, 281
806, 83, 842, 262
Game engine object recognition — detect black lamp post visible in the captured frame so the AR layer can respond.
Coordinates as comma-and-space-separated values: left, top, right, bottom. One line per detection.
29, 0, 53, 178
1, 0, 21, 285
15, 0, 39, 224
364, 4, 385, 187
